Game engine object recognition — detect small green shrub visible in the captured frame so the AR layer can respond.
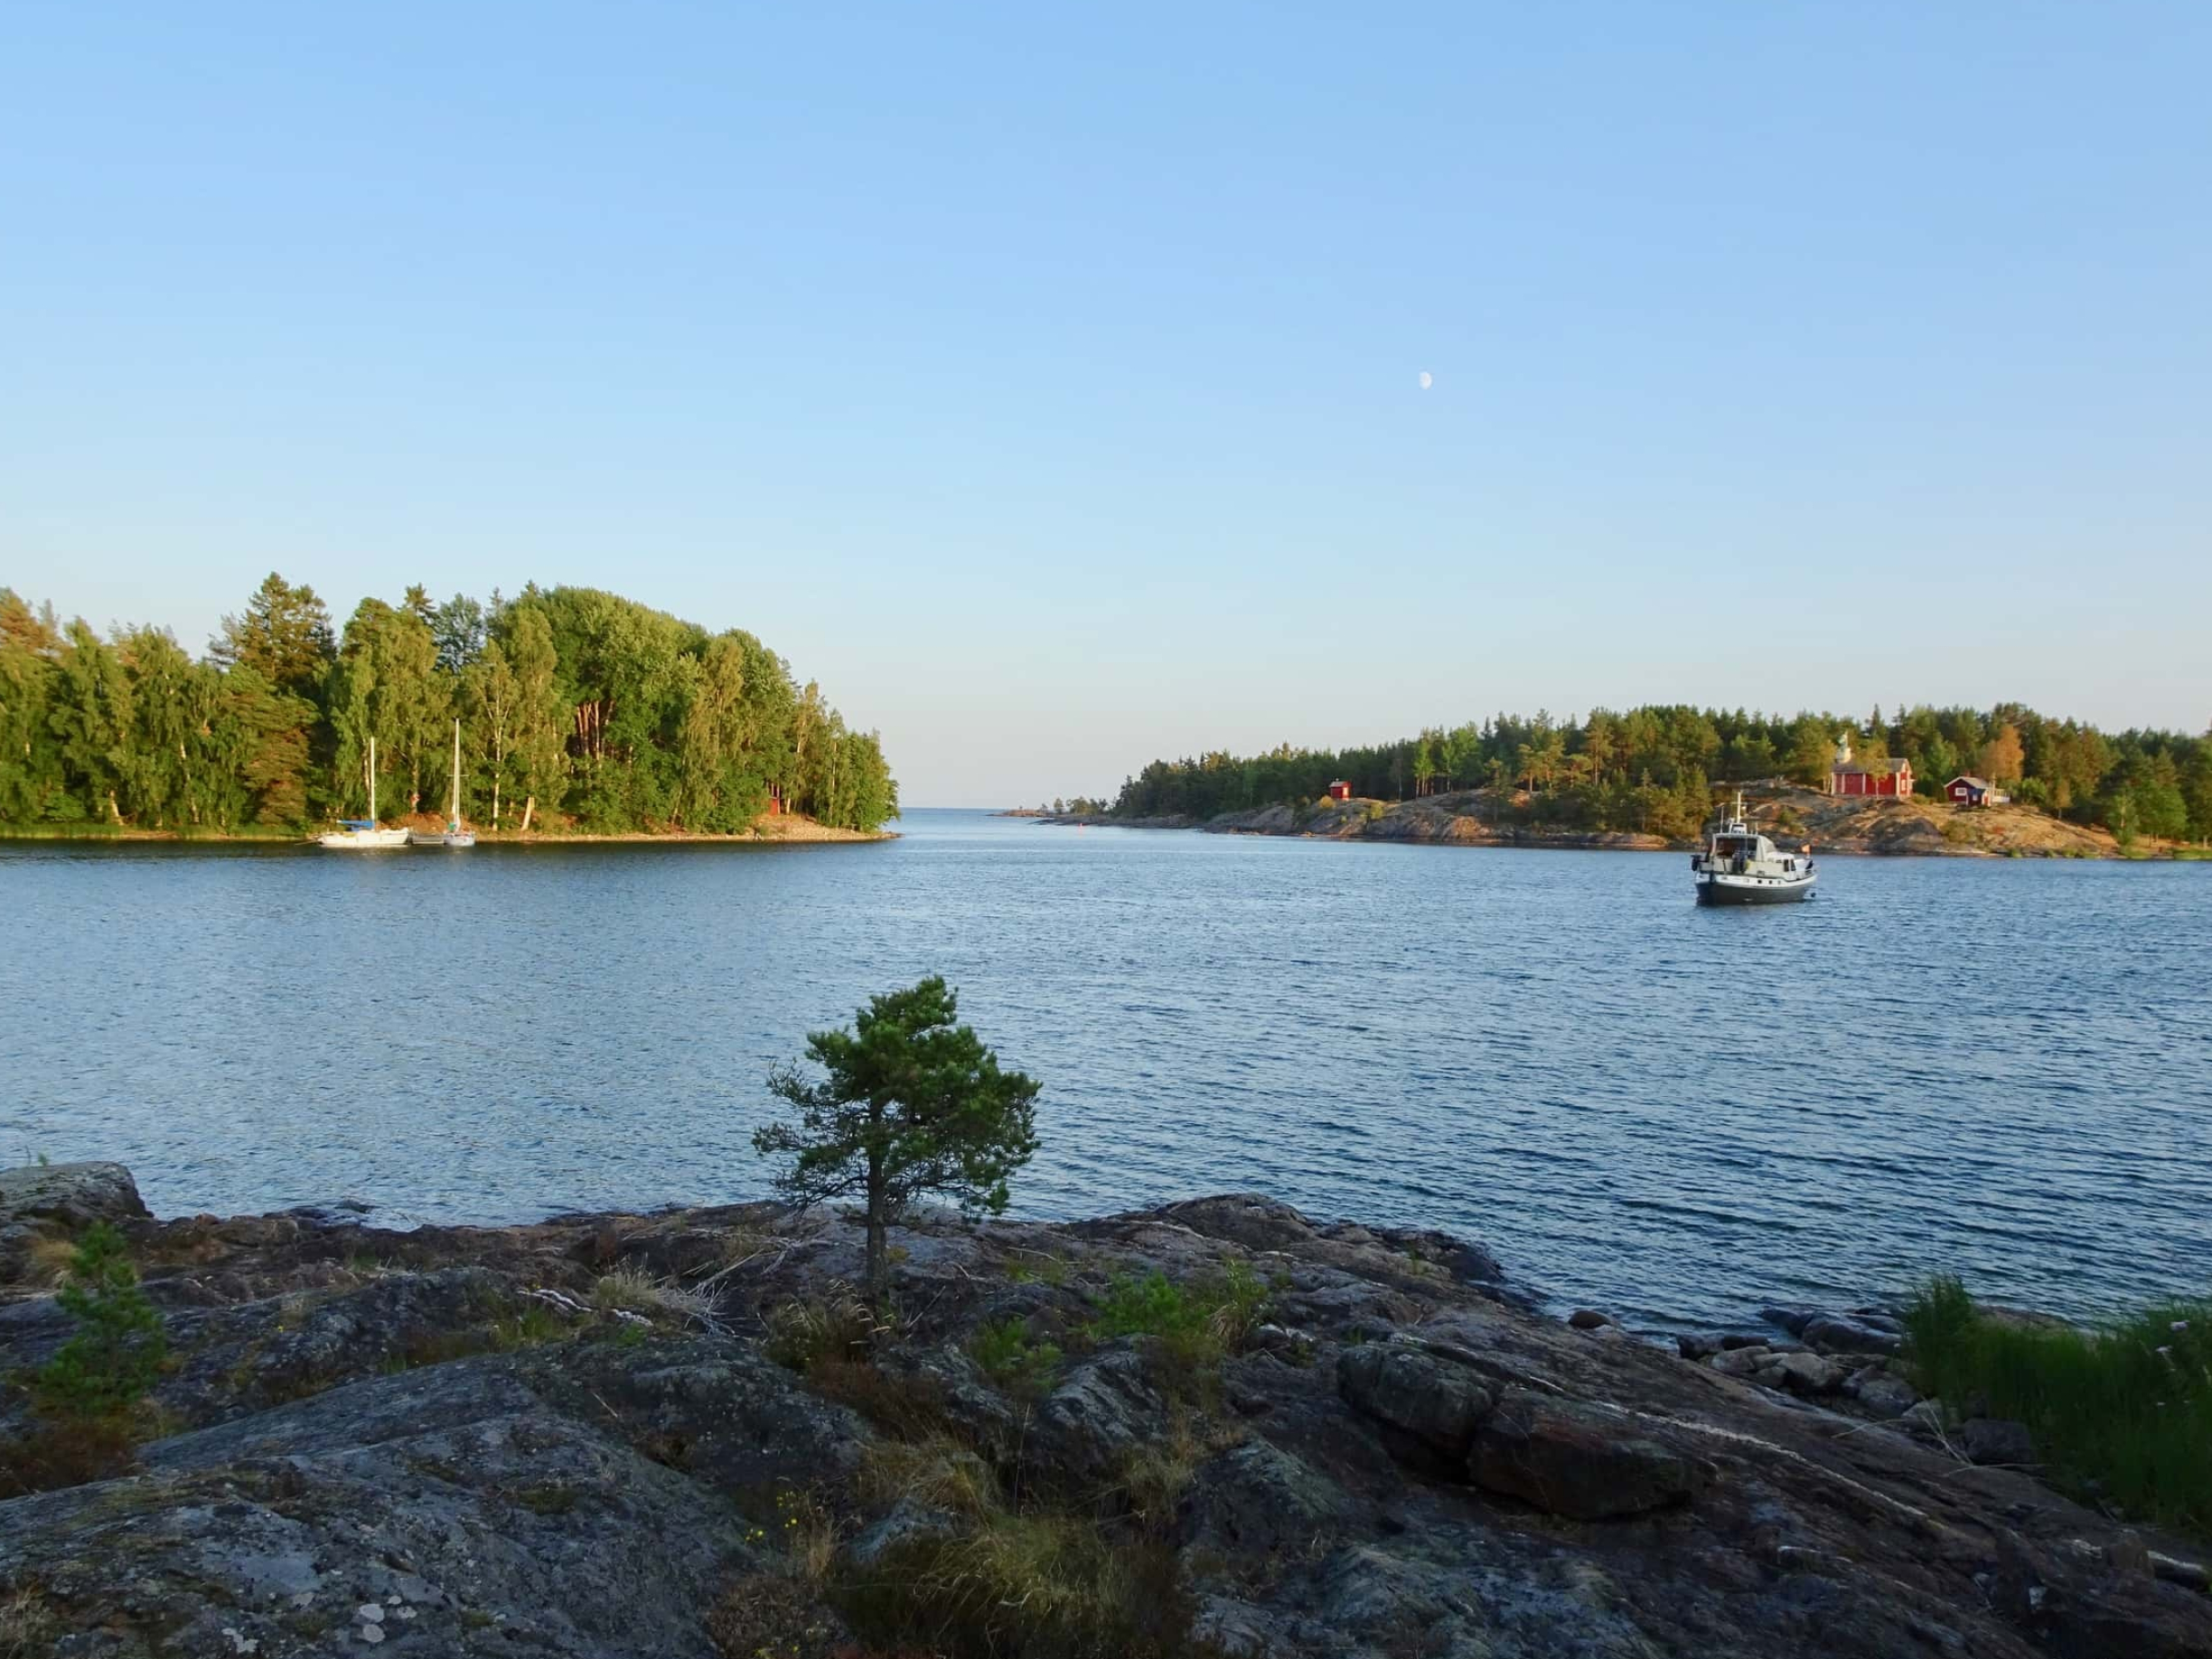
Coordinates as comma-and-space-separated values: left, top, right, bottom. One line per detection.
969, 1317, 1063, 1392
35, 1223, 166, 1418
1085, 1260, 1269, 1371
1904, 1275, 2212, 1538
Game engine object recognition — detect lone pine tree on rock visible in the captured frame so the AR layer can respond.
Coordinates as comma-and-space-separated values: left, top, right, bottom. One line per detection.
754, 976, 1040, 1310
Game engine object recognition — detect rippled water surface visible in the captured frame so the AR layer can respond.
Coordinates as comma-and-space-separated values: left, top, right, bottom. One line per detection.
5, 811, 2208, 1326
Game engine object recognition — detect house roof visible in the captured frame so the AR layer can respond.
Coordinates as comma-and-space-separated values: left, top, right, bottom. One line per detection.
1833, 757, 1911, 774
1946, 775, 1992, 790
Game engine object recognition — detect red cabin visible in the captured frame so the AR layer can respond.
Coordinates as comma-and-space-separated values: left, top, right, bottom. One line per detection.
1945, 775, 2008, 808
1829, 757, 1914, 798
766, 782, 784, 816
1326, 780, 1353, 801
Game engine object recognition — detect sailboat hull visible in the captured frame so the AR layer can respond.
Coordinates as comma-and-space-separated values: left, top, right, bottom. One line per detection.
408, 830, 475, 848
319, 829, 410, 849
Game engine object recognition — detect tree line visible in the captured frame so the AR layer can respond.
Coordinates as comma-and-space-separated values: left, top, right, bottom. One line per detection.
1111, 704, 2212, 844
0, 576, 898, 835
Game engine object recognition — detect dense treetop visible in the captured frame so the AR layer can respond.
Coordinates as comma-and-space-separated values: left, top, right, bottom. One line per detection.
1111, 705, 2212, 844
0, 576, 898, 834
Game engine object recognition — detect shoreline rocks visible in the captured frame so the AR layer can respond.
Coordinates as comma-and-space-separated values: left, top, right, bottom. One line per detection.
4, 1168, 2208, 1658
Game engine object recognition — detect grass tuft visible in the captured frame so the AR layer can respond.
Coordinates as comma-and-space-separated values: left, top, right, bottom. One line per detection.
1904, 1275, 2212, 1537
592, 1263, 719, 1328
765, 1289, 879, 1373
841, 1515, 1191, 1659
0, 1586, 61, 1659
856, 1436, 1000, 1523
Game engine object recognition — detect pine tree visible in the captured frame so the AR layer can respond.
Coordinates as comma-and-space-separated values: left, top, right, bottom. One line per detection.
755, 978, 1039, 1310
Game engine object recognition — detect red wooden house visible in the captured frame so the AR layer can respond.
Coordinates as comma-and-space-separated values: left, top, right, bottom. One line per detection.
1326, 780, 1353, 801
1829, 756, 1914, 798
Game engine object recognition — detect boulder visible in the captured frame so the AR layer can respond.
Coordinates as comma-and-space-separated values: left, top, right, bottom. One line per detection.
1030, 1345, 1171, 1487
1709, 1346, 1772, 1378
1800, 1314, 1905, 1357
1177, 1439, 1349, 1558
1768, 1351, 1845, 1396
1, 1356, 746, 1658
1957, 1418, 2035, 1467
844, 1496, 961, 1570
1849, 1369, 1920, 1420
1567, 1308, 1613, 1330
1336, 1342, 1495, 1461
0, 1161, 148, 1279
1468, 1387, 1706, 1520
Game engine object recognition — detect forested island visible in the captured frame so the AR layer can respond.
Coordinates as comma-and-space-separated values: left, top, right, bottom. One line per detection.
1108, 705, 2212, 848
0, 577, 897, 839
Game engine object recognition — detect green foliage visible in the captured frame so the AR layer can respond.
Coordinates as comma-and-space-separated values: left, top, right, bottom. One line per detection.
755, 977, 1040, 1309
1904, 1275, 2212, 1538
1109, 702, 2212, 843
1085, 1260, 1269, 1371
0, 578, 898, 837
34, 1223, 167, 1419
969, 1316, 1064, 1392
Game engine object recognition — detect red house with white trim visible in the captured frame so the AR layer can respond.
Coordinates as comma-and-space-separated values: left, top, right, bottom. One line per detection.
1326, 780, 1353, 801
1827, 737, 1913, 798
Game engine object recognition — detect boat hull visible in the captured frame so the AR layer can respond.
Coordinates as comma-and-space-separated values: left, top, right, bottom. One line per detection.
318, 829, 410, 849
408, 830, 475, 848
1695, 873, 1815, 905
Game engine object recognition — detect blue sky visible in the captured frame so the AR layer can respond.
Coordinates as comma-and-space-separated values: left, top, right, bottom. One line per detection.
5, 5, 2207, 805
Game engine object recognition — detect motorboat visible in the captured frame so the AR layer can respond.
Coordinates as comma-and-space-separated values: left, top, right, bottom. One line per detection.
1692, 792, 1814, 904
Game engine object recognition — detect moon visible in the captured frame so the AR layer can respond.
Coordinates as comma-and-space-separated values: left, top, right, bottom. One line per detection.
1419, 370, 1433, 390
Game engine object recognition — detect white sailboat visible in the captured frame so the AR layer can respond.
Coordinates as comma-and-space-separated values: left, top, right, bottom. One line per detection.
319, 736, 410, 849
410, 720, 475, 848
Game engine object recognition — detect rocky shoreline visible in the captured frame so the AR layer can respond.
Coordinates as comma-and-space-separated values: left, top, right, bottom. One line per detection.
4, 1162, 2208, 1657
1039, 784, 2160, 859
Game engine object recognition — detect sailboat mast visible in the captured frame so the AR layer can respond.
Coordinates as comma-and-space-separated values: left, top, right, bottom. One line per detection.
369, 736, 378, 823
450, 718, 461, 828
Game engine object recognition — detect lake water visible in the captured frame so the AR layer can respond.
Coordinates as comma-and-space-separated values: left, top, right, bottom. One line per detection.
4, 811, 2207, 1328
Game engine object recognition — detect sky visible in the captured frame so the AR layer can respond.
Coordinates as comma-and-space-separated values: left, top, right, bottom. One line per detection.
4, 5, 2207, 806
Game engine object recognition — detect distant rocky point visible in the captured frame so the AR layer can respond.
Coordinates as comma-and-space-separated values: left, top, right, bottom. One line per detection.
1045, 783, 2157, 858
3, 1162, 2207, 1657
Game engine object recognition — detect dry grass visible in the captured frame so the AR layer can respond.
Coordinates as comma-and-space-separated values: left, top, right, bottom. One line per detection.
0, 1586, 60, 1659
705, 1570, 845, 1659
765, 1289, 880, 1373
0, 1413, 144, 1497
1116, 1416, 1237, 1535
591, 1263, 720, 1329
843, 1514, 1190, 1659
17, 1235, 79, 1289
855, 1436, 999, 1523
806, 1360, 952, 1440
